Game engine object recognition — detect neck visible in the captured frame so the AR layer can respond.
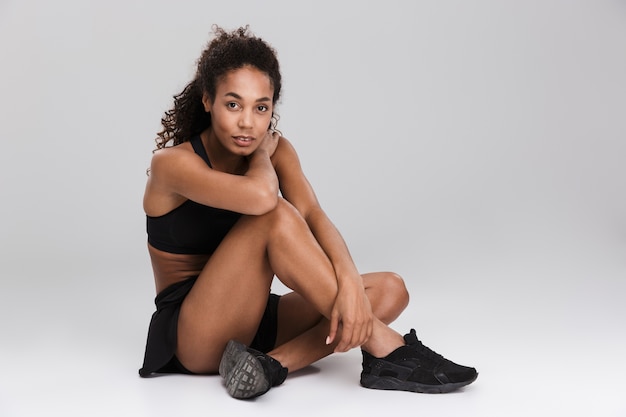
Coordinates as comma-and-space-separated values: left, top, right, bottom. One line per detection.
201, 129, 248, 175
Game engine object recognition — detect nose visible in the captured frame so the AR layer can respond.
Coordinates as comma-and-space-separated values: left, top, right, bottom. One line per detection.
238, 108, 253, 129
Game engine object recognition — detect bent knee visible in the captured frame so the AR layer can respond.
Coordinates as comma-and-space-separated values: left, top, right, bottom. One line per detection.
274, 197, 300, 215
383, 272, 410, 309
373, 272, 409, 323
267, 198, 307, 229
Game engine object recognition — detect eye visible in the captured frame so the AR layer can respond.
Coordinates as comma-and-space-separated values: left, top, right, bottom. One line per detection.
227, 102, 239, 110
257, 105, 269, 112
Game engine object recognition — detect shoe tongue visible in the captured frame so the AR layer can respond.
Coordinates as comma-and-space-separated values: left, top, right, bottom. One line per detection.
403, 329, 419, 345
257, 353, 287, 387
403, 329, 444, 362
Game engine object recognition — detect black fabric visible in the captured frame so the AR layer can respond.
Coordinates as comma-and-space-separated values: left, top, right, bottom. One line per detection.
139, 277, 281, 377
140, 135, 280, 377
361, 329, 477, 386
146, 135, 242, 254
250, 346, 288, 387
250, 293, 281, 354
139, 277, 196, 377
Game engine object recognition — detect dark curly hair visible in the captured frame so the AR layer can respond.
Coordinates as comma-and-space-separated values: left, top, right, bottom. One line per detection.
155, 25, 282, 149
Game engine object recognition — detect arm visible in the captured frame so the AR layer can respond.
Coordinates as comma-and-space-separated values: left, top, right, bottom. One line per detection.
274, 137, 374, 352
145, 131, 280, 216
305, 206, 374, 352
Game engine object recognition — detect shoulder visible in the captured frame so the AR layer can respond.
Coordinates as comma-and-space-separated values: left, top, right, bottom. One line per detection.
272, 136, 301, 169
150, 142, 201, 177
271, 135, 320, 212
151, 141, 195, 161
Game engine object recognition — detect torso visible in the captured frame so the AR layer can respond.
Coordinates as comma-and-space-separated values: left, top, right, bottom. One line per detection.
145, 135, 242, 293
147, 245, 209, 293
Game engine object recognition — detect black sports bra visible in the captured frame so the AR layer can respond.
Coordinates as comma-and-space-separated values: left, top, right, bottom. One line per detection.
146, 136, 242, 254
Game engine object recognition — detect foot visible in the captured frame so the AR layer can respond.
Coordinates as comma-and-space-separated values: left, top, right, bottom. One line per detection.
360, 329, 478, 393
219, 340, 288, 399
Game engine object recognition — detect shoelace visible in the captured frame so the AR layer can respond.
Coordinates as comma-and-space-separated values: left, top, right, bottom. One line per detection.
408, 338, 444, 362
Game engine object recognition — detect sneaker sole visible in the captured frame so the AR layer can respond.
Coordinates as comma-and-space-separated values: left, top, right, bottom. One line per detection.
219, 340, 247, 378
360, 372, 478, 394
219, 340, 269, 399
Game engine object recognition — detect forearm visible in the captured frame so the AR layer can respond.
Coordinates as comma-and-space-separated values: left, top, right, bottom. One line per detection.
305, 207, 361, 284
246, 150, 279, 206
305, 206, 373, 352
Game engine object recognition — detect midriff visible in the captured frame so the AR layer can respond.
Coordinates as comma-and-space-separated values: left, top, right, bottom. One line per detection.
148, 243, 210, 294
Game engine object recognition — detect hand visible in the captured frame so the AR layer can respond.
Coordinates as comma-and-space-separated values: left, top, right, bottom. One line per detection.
256, 129, 280, 158
327, 276, 374, 353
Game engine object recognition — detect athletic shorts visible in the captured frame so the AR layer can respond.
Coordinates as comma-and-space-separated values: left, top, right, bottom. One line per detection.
138, 276, 281, 377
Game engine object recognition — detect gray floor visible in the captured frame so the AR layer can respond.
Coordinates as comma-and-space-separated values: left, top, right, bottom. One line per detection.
2, 249, 624, 417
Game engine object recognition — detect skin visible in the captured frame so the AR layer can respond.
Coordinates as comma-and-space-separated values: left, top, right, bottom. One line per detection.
143, 65, 409, 374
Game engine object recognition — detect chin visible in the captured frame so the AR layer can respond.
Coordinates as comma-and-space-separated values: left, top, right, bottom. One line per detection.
232, 147, 256, 157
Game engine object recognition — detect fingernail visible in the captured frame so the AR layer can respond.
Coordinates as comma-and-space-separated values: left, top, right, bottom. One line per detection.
325, 336, 331, 345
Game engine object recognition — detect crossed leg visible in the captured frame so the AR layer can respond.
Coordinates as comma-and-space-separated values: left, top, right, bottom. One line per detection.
176, 198, 408, 374
269, 272, 409, 372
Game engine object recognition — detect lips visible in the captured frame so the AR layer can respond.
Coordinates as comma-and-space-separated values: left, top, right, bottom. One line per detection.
232, 136, 254, 147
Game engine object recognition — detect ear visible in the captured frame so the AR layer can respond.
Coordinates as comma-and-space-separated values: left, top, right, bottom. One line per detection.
201, 93, 212, 113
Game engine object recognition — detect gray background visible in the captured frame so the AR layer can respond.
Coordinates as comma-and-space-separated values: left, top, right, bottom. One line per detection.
1, 1, 625, 416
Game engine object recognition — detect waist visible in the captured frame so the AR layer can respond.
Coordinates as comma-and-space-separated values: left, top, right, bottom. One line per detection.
148, 243, 210, 294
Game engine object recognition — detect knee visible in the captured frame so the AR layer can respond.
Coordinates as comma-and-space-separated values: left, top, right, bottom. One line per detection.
376, 272, 410, 323
268, 198, 306, 231
384, 272, 410, 310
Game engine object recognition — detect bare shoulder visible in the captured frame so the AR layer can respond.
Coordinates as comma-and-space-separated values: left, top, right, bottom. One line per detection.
272, 136, 302, 170
144, 142, 201, 216
272, 136, 320, 212
149, 142, 198, 178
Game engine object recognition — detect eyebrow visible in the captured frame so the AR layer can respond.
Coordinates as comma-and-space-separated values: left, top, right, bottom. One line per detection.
224, 92, 272, 102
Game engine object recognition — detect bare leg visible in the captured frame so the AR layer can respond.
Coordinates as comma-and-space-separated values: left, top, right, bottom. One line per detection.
177, 198, 406, 373
269, 272, 410, 372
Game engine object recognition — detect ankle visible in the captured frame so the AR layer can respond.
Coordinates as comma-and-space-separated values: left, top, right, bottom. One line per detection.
362, 325, 405, 358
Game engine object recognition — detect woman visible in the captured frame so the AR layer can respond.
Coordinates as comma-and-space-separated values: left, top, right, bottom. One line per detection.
139, 26, 477, 399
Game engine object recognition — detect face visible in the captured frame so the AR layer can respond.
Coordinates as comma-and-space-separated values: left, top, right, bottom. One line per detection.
202, 66, 274, 156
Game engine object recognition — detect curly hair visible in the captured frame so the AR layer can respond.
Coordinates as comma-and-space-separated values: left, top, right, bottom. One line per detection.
155, 25, 282, 149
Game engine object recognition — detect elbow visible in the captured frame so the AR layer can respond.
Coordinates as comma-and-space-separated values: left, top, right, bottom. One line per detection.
249, 184, 279, 215
256, 191, 279, 215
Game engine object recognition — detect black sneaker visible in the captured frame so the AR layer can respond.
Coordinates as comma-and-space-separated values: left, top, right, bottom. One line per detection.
219, 339, 288, 399
360, 329, 478, 393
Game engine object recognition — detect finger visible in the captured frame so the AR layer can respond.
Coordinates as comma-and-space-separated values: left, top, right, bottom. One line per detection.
336, 320, 354, 353
353, 320, 365, 348
360, 319, 372, 347
327, 311, 339, 346
356, 320, 368, 348
358, 314, 371, 345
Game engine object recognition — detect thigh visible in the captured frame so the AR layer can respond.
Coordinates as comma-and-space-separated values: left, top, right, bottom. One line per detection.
176, 214, 276, 373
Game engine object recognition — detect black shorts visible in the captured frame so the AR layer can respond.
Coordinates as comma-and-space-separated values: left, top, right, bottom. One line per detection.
138, 276, 281, 377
